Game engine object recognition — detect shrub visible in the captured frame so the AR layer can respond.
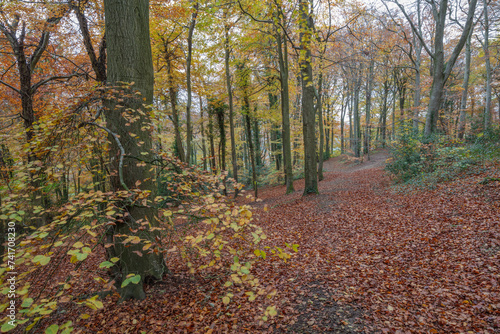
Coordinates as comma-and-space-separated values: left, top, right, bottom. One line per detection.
386, 125, 500, 186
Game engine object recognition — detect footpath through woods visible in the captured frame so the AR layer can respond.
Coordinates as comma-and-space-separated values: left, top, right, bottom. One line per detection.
248, 149, 500, 333
45, 150, 499, 333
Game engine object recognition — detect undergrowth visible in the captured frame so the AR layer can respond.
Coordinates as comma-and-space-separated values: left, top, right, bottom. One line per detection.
386, 124, 500, 190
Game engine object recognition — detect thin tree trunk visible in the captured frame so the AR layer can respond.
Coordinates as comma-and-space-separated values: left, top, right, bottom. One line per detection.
185, 2, 198, 165
253, 110, 261, 169
317, 74, 324, 181
458, 29, 472, 139
364, 59, 374, 156
276, 31, 294, 193
224, 20, 239, 193
208, 102, 216, 173
483, 0, 492, 130
200, 96, 207, 171
166, 54, 185, 162
353, 73, 361, 158
214, 101, 227, 195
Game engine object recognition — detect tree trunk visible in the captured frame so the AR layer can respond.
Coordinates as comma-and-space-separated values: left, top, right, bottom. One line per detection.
422, 0, 477, 136
364, 60, 374, 156
104, 0, 165, 300
299, 0, 318, 195
185, 3, 198, 165
207, 106, 216, 173
353, 74, 361, 158
340, 90, 346, 154
253, 110, 261, 169
276, 31, 294, 194
200, 96, 207, 171
244, 112, 257, 198
269, 94, 282, 171
213, 100, 227, 195
317, 74, 324, 181
224, 20, 239, 192
325, 101, 331, 158
381, 79, 389, 147
412, 0, 422, 132
166, 54, 185, 162
483, 0, 492, 130
458, 29, 472, 139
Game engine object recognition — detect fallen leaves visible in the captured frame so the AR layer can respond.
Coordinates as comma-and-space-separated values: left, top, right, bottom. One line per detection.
12, 152, 499, 333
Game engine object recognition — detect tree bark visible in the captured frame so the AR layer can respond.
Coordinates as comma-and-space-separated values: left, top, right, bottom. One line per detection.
483, 0, 492, 130
299, 0, 318, 195
317, 74, 324, 181
200, 96, 207, 171
458, 29, 472, 139
353, 73, 361, 158
213, 99, 227, 195
207, 104, 216, 172
224, 21, 239, 193
364, 60, 374, 156
104, 0, 165, 300
165, 52, 185, 162
276, 31, 294, 194
185, 2, 198, 165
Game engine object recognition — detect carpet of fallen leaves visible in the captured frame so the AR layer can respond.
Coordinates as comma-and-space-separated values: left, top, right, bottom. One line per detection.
30, 150, 499, 333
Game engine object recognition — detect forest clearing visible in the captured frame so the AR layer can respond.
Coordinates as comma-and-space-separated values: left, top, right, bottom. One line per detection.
1, 0, 500, 332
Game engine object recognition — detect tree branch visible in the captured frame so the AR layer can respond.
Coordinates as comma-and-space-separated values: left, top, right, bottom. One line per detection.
80, 121, 129, 191
383, 0, 434, 58
0, 80, 21, 94
32, 73, 84, 93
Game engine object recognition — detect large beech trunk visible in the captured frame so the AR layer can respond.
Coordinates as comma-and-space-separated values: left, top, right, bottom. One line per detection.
104, 0, 165, 300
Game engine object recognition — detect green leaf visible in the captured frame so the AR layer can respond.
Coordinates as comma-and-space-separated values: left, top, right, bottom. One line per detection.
75, 252, 88, 261
222, 296, 230, 305
206, 233, 215, 240
72, 242, 83, 249
121, 274, 141, 288
99, 261, 114, 269
21, 298, 33, 308
45, 324, 59, 334
130, 275, 141, 284
110, 257, 120, 263
267, 306, 277, 317
32, 255, 50, 266
1, 321, 16, 332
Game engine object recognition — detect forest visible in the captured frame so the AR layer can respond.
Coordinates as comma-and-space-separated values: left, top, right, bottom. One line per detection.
0, 0, 499, 332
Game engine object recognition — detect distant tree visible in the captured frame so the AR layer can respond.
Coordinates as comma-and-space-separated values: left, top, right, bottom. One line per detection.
387, 0, 478, 135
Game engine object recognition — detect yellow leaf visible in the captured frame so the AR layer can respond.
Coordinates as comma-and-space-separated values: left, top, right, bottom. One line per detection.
73, 242, 84, 249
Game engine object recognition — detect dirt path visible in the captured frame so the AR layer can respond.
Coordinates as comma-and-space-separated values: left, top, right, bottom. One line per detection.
249, 150, 499, 333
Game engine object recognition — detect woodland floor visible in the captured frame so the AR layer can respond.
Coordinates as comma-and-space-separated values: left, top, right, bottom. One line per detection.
31, 150, 500, 333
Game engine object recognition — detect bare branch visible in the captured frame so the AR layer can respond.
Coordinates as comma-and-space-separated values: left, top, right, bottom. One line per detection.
383, 0, 434, 58
80, 121, 129, 191
32, 73, 84, 93
0, 80, 21, 94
